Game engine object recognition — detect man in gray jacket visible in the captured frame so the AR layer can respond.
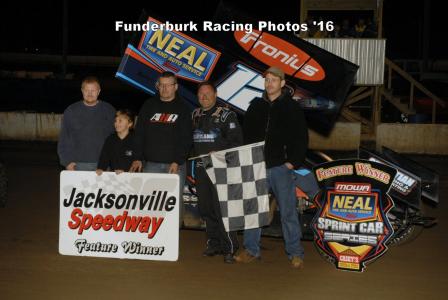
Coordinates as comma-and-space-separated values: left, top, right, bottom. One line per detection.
58, 76, 115, 171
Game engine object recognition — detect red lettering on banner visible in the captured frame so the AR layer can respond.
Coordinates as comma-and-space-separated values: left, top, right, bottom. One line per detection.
68, 208, 165, 239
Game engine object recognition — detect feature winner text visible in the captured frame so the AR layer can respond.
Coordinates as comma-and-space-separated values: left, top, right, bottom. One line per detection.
317, 218, 384, 245
64, 188, 177, 239
74, 239, 165, 256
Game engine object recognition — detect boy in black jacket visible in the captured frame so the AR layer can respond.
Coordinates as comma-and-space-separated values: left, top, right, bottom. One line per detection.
96, 109, 135, 175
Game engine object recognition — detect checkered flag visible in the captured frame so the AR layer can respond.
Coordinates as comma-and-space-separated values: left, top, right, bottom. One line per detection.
202, 142, 269, 232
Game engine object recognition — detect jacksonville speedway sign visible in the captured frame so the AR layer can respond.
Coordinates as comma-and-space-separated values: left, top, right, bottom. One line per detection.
59, 171, 179, 261
312, 160, 397, 272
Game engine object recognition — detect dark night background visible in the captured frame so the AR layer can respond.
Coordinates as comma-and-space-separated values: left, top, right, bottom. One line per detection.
1, 0, 446, 58
0, 0, 446, 115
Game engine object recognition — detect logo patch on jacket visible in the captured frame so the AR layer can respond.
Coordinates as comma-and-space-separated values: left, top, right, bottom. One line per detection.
150, 113, 179, 123
193, 129, 219, 143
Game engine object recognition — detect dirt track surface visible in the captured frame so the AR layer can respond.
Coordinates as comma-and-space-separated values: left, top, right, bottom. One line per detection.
0, 142, 447, 300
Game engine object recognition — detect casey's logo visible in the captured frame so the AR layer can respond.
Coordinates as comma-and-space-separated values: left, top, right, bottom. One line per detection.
234, 30, 325, 81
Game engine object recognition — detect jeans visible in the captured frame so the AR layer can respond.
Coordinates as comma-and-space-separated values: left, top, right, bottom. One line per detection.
143, 161, 186, 227
243, 164, 304, 259
75, 162, 97, 171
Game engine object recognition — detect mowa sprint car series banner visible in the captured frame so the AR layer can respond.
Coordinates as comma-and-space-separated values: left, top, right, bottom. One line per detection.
116, 2, 359, 134
59, 171, 180, 261
312, 160, 397, 272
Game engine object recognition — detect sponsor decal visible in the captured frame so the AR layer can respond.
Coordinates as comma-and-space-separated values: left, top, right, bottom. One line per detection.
327, 183, 377, 221
358, 148, 422, 209
368, 157, 417, 196
312, 160, 397, 272
216, 63, 335, 112
193, 129, 219, 143
138, 17, 220, 82
217, 63, 263, 112
234, 30, 325, 81
150, 113, 179, 123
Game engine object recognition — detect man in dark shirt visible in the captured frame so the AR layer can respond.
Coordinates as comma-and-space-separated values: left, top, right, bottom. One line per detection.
192, 81, 243, 263
130, 72, 192, 226
235, 67, 308, 269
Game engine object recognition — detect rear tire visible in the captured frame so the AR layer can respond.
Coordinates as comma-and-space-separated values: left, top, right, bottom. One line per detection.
387, 204, 424, 246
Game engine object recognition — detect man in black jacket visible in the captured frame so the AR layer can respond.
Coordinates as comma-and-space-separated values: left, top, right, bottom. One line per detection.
234, 67, 308, 269
192, 81, 243, 263
130, 71, 192, 226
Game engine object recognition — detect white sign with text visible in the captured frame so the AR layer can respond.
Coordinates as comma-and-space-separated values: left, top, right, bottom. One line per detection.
59, 171, 179, 261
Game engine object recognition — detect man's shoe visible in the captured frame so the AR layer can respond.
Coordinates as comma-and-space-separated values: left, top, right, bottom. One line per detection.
202, 247, 222, 257
291, 256, 304, 269
223, 253, 235, 264
234, 250, 260, 263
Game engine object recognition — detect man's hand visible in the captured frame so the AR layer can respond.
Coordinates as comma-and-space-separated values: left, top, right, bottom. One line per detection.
96, 169, 103, 176
115, 169, 124, 175
66, 162, 76, 171
168, 162, 179, 174
284, 162, 294, 170
129, 160, 143, 172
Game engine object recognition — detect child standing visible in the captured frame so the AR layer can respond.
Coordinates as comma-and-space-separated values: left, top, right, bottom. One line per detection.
96, 109, 136, 175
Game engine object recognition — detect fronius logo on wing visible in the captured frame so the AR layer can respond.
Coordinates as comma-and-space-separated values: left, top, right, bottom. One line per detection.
234, 30, 325, 81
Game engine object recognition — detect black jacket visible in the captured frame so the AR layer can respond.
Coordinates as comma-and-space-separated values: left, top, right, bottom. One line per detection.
192, 105, 243, 156
243, 91, 308, 169
97, 132, 135, 171
134, 95, 192, 164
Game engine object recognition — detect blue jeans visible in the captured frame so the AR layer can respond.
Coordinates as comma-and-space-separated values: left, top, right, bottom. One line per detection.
243, 164, 304, 259
143, 161, 186, 227
75, 162, 97, 171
